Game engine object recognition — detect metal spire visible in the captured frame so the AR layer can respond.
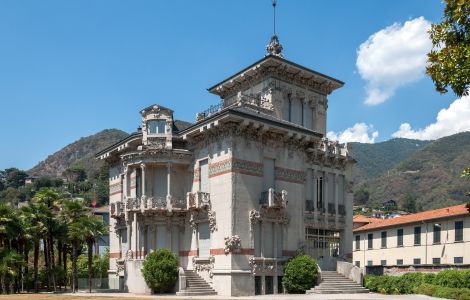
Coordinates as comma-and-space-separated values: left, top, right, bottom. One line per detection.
266, 0, 284, 58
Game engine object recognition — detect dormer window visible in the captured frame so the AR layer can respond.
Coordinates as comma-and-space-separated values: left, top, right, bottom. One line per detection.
147, 119, 166, 134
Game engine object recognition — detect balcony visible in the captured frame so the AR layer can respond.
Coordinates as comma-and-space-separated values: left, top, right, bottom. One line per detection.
259, 188, 287, 208
125, 196, 187, 212
186, 191, 210, 210
110, 201, 125, 218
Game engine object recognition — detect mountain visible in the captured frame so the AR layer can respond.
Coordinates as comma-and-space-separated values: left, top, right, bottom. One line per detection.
355, 132, 470, 210
28, 129, 129, 178
351, 138, 431, 181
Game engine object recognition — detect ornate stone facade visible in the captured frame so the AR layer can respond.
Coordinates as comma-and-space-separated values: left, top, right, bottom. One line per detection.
97, 53, 354, 296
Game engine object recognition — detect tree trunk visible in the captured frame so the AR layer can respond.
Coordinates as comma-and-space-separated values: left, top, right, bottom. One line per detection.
0, 275, 5, 294
48, 235, 56, 292
24, 247, 29, 292
43, 239, 50, 290
33, 240, 39, 293
72, 241, 78, 293
87, 240, 93, 293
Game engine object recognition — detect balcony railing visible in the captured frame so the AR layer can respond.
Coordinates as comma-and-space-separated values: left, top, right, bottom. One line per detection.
186, 191, 210, 209
125, 196, 187, 212
110, 201, 124, 218
259, 188, 287, 208
305, 200, 314, 212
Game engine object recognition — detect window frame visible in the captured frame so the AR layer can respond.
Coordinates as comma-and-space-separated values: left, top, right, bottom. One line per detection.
414, 226, 421, 245
381, 231, 387, 248
355, 235, 360, 251
455, 221, 464, 242
367, 233, 373, 249
397, 228, 404, 247
433, 223, 441, 244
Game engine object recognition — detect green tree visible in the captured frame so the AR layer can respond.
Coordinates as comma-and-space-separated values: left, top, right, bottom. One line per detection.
426, 0, 470, 96
142, 249, 178, 293
63, 167, 87, 183
61, 200, 88, 293
401, 194, 417, 213
283, 255, 318, 294
354, 186, 370, 205
462, 166, 470, 196
82, 216, 107, 293
3, 168, 28, 189
0, 248, 23, 294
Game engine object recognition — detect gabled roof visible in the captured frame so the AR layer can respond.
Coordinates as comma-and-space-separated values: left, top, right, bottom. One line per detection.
354, 204, 470, 233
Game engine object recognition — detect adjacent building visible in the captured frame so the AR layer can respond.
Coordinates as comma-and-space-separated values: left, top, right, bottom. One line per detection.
353, 204, 470, 268
96, 37, 355, 296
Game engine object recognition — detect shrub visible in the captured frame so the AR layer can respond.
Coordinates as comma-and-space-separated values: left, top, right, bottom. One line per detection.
436, 270, 467, 289
282, 255, 318, 293
142, 249, 178, 293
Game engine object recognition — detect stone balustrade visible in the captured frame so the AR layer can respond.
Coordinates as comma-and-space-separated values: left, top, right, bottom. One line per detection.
110, 201, 125, 218
186, 191, 211, 209
124, 195, 187, 212
259, 188, 287, 208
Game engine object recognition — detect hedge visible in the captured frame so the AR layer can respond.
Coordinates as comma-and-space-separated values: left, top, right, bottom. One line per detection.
364, 270, 470, 299
414, 284, 470, 300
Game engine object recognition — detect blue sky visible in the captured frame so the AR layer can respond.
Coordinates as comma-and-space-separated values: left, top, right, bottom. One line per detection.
0, 0, 464, 170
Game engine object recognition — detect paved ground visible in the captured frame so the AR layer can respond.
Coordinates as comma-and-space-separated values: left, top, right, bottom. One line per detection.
0, 293, 441, 300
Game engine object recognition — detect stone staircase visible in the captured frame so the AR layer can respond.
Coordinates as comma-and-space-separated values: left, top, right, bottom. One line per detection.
176, 270, 217, 296
308, 271, 369, 294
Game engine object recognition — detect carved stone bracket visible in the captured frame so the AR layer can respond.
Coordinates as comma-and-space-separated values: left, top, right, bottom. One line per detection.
224, 235, 242, 254
189, 206, 217, 233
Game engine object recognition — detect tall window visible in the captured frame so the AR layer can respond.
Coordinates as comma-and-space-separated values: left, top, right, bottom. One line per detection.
414, 226, 421, 245
381, 231, 387, 248
433, 224, 441, 244
355, 235, 360, 250
368, 233, 373, 249
455, 221, 463, 242
287, 94, 292, 122
147, 119, 165, 134
316, 176, 323, 209
397, 229, 404, 247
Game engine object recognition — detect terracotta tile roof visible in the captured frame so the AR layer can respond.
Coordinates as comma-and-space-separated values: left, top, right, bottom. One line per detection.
353, 204, 470, 233
353, 215, 382, 223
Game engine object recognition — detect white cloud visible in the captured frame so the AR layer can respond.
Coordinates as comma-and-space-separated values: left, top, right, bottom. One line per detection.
392, 95, 470, 140
327, 123, 379, 144
356, 17, 432, 105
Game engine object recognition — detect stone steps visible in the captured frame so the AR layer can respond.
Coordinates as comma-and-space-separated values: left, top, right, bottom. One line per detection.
307, 271, 369, 294
176, 270, 217, 296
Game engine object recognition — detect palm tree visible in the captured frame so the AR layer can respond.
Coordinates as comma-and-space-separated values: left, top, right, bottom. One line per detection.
21, 202, 48, 292
34, 188, 64, 292
82, 216, 108, 293
61, 199, 88, 293
0, 248, 23, 294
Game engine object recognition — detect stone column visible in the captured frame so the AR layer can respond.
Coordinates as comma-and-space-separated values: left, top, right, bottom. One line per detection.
123, 166, 128, 198
324, 173, 328, 226
312, 169, 318, 226
260, 222, 264, 258
334, 173, 339, 226
127, 217, 132, 254
134, 213, 138, 257
273, 223, 278, 258
141, 163, 146, 198
166, 162, 172, 210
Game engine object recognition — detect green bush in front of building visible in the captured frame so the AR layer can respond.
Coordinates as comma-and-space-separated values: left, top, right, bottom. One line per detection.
282, 255, 318, 293
364, 270, 470, 298
142, 249, 178, 293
